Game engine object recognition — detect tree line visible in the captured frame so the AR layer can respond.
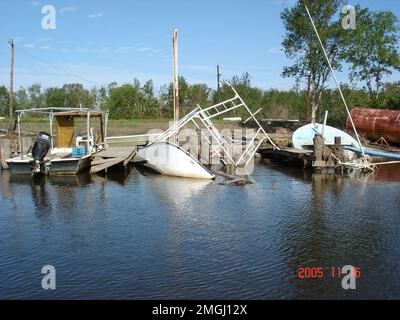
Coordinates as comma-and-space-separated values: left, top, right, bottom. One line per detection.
0, 74, 399, 128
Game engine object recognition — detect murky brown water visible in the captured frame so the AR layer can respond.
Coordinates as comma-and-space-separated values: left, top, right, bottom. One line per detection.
0, 161, 399, 299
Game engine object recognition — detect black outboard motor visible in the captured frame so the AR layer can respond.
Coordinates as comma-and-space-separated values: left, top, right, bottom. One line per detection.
31, 132, 52, 175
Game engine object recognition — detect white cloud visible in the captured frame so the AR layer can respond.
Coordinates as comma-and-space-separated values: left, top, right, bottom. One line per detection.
24, 43, 36, 48
135, 47, 152, 53
116, 46, 132, 54
77, 47, 89, 53
39, 45, 52, 50
60, 6, 77, 14
88, 12, 104, 19
36, 37, 51, 42
60, 48, 73, 53
30, 1, 41, 7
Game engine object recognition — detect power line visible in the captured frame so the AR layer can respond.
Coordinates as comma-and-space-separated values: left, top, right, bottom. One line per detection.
15, 46, 99, 86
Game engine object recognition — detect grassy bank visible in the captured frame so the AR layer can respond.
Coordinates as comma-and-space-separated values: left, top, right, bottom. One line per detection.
0, 118, 242, 137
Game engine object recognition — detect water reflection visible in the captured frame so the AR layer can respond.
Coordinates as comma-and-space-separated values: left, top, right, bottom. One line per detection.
145, 175, 212, 207
1, 163, 400, 299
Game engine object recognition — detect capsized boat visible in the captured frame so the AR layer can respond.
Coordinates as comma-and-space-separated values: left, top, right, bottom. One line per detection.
6, 108, 109, 176
138, 141, 215, 179
137, 82, 278, 179
293, 122, 400, 161
292, 123, 359, 150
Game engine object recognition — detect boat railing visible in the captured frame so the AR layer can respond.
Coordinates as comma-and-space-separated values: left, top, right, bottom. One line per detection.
147, 82, 279, 168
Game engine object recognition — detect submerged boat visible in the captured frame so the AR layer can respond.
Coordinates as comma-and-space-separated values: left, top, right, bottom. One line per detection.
292, 123, 359, 150
6, 108, 109, 176
137, 82, 278, 179
293, 122, 400, 161
138, 142, 215, 179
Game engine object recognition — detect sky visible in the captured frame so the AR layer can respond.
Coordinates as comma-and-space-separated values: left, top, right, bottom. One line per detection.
0, 0, 399, 93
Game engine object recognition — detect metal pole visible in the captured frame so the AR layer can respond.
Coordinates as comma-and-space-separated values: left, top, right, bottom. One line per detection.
321, 110, 328, 139
173, 29, 179, 124
217, 65, 221, 92
217, 65, 222, 102
104, 112, 109, 145
49, 112, 54, 149
17, 114, 22, 159
8, 38, 14, 133
87, 111, 90, 152
172, 29, 179, 144
304, 4, 366, 159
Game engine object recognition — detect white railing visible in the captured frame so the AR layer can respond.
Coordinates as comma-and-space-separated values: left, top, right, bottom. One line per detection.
146, 81, 279, 168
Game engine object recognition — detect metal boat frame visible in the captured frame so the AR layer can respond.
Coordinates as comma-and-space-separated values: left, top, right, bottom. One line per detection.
150, 82, 279, 168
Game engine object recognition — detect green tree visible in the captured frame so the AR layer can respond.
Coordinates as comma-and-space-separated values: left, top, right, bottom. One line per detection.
28, 83, 45, 109
281, 0, 345, 122
188, 84, 211, 108
341, 7, 400, 102
142, 80, 160, 118
161, 76, 191, 117
0, 85, 9, 116
107, 84, 145, 118
45, 87, 68, 108
383, 82, 400, 109
62, 83, 93, 108
214, 73, 264, 119
98, 86, 109, 111
14, 87, 30, 110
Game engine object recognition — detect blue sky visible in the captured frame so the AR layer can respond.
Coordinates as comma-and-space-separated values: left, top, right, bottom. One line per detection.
0, 0, 399, 92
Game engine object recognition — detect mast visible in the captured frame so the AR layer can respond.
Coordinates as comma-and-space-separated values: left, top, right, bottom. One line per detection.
8, 38, 14, 133
303, 4, 366, 159
172, 29, 179, 145
173, 29, 179, 125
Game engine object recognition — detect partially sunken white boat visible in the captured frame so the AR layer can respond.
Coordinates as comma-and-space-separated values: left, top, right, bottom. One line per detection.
138, 82, 278, 179
138, 141, 215, 179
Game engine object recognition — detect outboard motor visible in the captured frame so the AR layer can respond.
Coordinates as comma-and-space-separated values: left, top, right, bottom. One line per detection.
31, 132, 52, 175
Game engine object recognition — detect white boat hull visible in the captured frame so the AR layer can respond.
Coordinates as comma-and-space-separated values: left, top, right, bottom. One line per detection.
138, 142, 215, 179
293, 123, 359, 150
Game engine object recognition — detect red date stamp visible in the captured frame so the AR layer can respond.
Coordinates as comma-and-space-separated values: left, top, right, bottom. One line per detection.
297, 266, 361, 279
292, 265, 361, 289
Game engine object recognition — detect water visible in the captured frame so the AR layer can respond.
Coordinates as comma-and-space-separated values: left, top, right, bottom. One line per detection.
0, 161, 400, 299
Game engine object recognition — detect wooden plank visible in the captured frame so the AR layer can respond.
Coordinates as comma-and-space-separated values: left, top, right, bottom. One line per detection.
90, 157, 126, 174
123, 149, 136, 166
96, 146, 136, 159
91, 158, 114, 166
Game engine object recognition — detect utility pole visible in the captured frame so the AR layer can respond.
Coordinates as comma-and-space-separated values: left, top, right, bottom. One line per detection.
172, 29, 179, 145
216, 65, 222, 102
8, 38, 14, 132
217, 65, 221, 92
172, 29, 179, 125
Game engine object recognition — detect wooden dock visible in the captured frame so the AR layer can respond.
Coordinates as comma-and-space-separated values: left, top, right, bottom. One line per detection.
106, 133, 160, 147
90, 146, 137, 174
258, 147, 315, 168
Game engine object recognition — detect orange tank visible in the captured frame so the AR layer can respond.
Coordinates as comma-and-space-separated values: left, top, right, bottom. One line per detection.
348, 108, 400, 144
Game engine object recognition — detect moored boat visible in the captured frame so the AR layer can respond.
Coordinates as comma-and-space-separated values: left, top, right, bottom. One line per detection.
6, 108, 109, 176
